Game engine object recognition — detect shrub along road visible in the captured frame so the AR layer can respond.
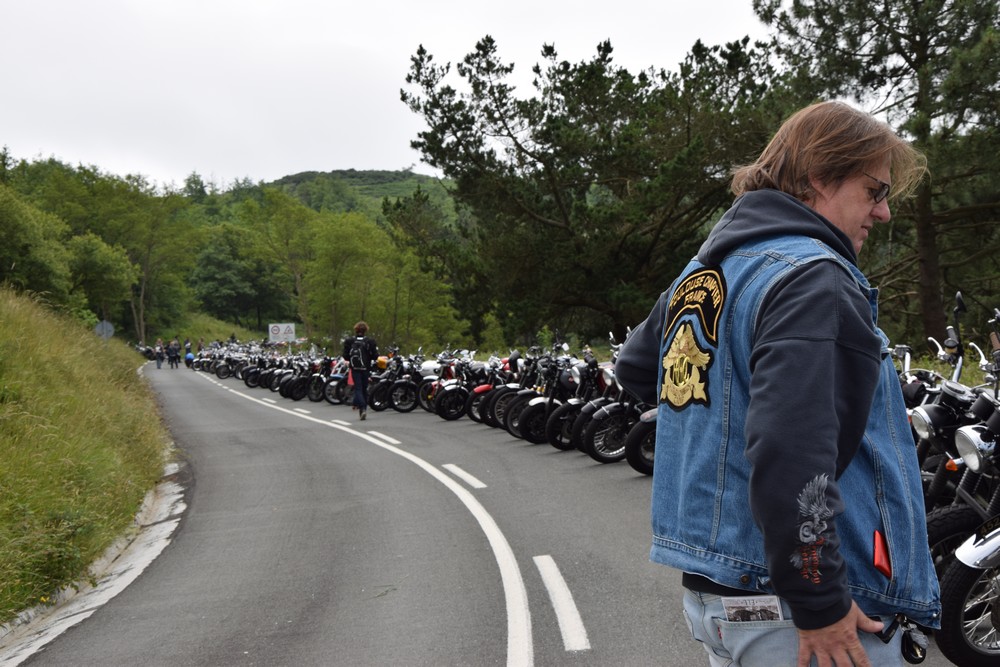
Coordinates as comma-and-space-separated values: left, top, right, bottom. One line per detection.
8, 365, 953, 666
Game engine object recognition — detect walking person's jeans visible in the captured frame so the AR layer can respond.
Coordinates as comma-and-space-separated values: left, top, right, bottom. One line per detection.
682, 589, 905, 666
352, 370, 369, 410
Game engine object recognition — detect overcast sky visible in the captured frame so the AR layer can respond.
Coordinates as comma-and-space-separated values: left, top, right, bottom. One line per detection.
3, 1, 770, 190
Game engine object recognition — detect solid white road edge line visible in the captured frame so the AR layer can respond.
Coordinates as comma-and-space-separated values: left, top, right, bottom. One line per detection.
532, 555, 591, 652
443, 463, 488, 489
197, 373, 534, 667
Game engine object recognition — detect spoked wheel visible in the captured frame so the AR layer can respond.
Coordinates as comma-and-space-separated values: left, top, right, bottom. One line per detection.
583, 412, 631, 463
936, 561, 1000, 666
488, 390, 521, 430
482, 387, 515, 428
389, 382, 418, 413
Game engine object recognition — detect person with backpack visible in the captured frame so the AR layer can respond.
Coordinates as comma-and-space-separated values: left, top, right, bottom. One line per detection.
342, 321, 378, 420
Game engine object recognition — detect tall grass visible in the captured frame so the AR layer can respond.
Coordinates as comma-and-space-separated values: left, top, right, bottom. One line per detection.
0, 288, 168, 624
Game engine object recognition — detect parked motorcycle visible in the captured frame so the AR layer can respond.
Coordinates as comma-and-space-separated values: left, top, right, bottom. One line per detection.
512, 346, 582, 443
464, 352, 519, 423
545, 337, 618, 450
934, 383, 1000, 666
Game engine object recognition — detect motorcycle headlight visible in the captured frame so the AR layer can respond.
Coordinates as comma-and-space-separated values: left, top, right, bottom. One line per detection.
909, 406, 935, 441
955, 425, 992, 473
571, 365, 582, 384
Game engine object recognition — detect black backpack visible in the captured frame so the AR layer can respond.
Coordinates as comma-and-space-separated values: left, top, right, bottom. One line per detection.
349, 337, 368, 370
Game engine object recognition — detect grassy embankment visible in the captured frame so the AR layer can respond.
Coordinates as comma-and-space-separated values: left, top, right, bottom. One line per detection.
0, 288, 169, 626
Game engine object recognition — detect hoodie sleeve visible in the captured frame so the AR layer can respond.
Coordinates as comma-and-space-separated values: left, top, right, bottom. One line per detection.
615, 292, 669, 405
745, 260, 882, 630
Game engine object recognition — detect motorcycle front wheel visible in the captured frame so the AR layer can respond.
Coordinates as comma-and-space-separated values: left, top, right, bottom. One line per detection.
517, 402, 550, 444
583, 412, 630, 463
464, 390, 489, 423
389, 382, 418, 413
417, 379, 438, 412
503, 394, 536, 438
324, 379, 345, 405
926, 504, 984, 580
307, 376, 326, 402
436, 388, 468, 421
624, 419, 655, 475
368, 382, 391, 412
545, 401, 582, 451
936, 560, 1000, 666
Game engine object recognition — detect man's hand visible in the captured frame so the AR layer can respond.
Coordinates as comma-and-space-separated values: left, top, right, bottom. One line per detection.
796, 601, 884, 667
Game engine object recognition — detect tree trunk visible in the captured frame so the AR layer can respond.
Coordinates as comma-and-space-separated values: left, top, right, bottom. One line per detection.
914, 183, 945, 339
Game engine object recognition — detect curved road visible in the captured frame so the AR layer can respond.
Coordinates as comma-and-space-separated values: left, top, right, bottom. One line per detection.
6, 365, 953, 665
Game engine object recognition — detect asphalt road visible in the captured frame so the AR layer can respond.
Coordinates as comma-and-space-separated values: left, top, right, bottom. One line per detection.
7, 365, 955, 666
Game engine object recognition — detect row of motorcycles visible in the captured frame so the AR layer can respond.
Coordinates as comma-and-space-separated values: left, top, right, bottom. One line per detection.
185, 293, 1000, 666
893, 292, 1000, 665
188, 333, 657, 477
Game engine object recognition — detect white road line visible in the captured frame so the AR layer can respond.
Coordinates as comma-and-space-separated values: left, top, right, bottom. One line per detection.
366, 431, 401, 445
262, 398, 276, 404
330, 419, 352, 426
293, 408, 311, 414
196, 373, 534, 666
532, 555, 590, 652
443, 464, 487, 489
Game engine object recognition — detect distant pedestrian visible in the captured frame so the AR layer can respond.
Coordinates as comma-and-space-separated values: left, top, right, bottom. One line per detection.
167, 337, 181, 369
342, 321, 378, 420
154, 337, 165, 369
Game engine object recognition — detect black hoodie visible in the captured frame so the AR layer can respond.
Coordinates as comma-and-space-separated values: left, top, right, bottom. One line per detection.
617, 189, 884, 630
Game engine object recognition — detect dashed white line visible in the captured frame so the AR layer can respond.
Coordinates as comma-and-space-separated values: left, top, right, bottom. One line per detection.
366, 431, 401, 445
443, 464, 487, 489
532, 555, 590, 652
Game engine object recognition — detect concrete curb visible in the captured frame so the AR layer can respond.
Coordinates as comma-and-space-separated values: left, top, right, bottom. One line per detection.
0, 459, 187, 665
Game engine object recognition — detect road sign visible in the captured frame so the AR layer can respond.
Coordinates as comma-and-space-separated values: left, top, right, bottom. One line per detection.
268, 323, 296, 343
94, 320, 115, 340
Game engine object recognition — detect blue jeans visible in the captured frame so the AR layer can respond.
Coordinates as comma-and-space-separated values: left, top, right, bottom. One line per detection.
682, 589, 905, 667
352, 370, 369, 410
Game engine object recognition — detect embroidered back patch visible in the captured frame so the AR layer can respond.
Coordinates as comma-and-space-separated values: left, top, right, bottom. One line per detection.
660, 267, 726, 410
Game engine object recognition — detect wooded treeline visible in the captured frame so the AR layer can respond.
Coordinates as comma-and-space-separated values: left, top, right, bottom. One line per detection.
2, 0, 999, 352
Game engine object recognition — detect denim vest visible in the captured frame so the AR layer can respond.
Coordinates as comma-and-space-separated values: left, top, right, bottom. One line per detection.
651, 234, 941, 627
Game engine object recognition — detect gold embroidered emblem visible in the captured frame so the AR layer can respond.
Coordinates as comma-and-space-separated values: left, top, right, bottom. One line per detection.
661, 322, 712, 408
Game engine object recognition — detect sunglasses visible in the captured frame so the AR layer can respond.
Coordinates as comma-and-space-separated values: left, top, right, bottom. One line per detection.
863, 173, 891, 204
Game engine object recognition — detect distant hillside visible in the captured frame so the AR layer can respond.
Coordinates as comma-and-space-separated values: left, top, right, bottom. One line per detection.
267, 169, 455, 219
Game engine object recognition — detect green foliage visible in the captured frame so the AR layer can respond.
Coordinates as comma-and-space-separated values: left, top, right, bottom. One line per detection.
401, 36, 808, 342
0, 288, 166, 623
0, 184, 73, 302
754, 0, 1000, 342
